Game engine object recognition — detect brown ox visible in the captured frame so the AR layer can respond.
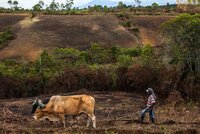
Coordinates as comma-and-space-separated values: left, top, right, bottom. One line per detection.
32, 94, 96, 128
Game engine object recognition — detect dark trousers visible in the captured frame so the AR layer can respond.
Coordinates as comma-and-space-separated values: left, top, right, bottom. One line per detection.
141, 107, 155, 123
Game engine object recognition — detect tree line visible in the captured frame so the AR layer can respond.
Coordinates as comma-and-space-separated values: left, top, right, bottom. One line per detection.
1, 0, 198, 14
0, 0, 199, 14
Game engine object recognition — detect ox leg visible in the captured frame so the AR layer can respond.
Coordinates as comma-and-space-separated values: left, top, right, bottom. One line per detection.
86, 116, 91, 128
91, 114, 96, 128
58, 114, 66, 128
88, 114, 96, 128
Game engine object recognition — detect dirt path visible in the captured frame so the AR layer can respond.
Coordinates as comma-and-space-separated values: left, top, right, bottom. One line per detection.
130, 16, 172, 46
0, 92, 199, 134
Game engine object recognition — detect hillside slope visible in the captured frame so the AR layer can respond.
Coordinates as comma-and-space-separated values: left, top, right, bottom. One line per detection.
0, 15, 137, 61
0, 14, 27, 31
130, 16, 172, 45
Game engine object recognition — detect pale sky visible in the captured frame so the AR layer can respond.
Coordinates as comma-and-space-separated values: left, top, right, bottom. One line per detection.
0, 0, 176, 9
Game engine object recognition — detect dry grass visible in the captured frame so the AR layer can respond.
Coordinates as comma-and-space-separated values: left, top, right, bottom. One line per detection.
0, 14, 173, 61
0, 14, 138, 61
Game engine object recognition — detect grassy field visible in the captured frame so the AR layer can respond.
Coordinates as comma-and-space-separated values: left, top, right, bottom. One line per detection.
0, 92, 199, 134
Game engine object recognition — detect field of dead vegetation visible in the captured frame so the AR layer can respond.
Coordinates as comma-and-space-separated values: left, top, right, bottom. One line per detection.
0, 14, 138, 61
0, 14, 174, 61
0, 92, 199, 134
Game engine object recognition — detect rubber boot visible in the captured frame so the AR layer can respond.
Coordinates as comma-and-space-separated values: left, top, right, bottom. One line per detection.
140, 116, 145, 123
151, 118, 155, 123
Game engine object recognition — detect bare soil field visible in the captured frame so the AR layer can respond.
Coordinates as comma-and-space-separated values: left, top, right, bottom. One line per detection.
130, 16, 172, 46
0, 92, 199, 134
0, 14, 173, 61
0, 14, 137, 61
0, 14, 28, 31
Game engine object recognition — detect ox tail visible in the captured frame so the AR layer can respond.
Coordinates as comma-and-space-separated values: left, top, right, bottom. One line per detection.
85, 95, 96, 114
91, 96, 96, 115
87, 96, 95, 112
94, 98, 96, 114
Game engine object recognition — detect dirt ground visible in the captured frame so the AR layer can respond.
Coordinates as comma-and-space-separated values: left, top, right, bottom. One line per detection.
0, 14, 173, 61
0, 14, 28, 31
0, 92, 199, 134
0, 14, 137, 61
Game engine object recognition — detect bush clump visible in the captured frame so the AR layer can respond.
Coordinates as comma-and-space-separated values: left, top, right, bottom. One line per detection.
0, 28, 14, 48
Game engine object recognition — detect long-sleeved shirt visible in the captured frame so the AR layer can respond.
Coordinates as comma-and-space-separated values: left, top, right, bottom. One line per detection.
147, 94, 156, 108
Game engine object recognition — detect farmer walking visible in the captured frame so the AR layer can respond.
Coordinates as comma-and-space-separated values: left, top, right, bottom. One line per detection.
140, 88, 156, 123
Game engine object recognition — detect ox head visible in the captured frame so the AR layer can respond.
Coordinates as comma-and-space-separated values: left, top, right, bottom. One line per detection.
32, 98, 54, 121
34, 109, 60, 122
33, 108, 45, 121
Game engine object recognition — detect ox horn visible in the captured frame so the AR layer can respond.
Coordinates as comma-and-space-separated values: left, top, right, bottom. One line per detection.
33, 97, 38, 105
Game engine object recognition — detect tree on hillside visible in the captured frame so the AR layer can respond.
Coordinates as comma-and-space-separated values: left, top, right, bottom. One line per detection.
91, 5, 103, 12
48, 0, 59, 11
7, 0, 13, 9
151, 2, 159, 8
160, 14, 200, 78
13, 0, 19, 10
7, 0, 19, 10
33, 4, 42, 12
141, 45, 154, 66
135, 0, 141, 6
56, 2, 61, 10
38, 0, 45, 8
32, 0, 45, 16
103, 6, 109, 13
64, 0, 74, 10
117, 1, 126, 9
60, 3, 65, 10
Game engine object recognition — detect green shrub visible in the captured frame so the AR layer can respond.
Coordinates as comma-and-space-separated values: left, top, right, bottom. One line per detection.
116, 13, 125, 18
120, 20, 132, 27
88, 43, 114, 64
116, 12, 129, 19
0, 27, 14, 48
141, 44, 154, 66
132, 27, 140, 33
160, 13, 200, 77
117, 55, 133, 67
120, 47, 142, 57
30, 11, 37, 18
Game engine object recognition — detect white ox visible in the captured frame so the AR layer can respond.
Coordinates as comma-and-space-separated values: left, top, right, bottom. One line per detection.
32, 94, 96, 128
